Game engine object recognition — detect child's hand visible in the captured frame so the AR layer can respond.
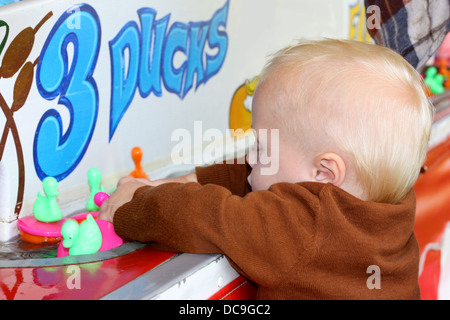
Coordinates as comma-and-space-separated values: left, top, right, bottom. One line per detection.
97, 178, 148, 223
97, 172, 197, 223
145, 172, 198, 186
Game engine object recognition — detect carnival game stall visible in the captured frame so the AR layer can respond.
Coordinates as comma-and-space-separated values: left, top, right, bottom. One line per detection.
0, 0, 448, 300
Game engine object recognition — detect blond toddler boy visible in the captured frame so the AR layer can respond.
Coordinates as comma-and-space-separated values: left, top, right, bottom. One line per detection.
99, 39, 434, 299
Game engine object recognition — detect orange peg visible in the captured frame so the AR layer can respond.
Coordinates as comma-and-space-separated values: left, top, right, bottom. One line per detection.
129, 146, 149, 179
440, 59, 450, 89
439, 59, 448, 76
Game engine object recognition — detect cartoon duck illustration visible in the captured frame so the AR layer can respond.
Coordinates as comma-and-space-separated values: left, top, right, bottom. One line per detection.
229, 76, 258, 137
33, 176, 62, 223
61, 214, 102, 256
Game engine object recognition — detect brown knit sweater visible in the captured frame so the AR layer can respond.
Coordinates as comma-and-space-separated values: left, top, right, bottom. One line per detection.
113, 162, 420, 300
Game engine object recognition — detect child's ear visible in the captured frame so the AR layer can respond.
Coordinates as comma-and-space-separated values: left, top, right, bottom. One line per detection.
313, 153, 346, 187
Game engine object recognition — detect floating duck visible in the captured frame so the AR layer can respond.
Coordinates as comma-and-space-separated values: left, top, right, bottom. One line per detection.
33, 176, 62, 223
61, 214, 102, 256
18, 176, 65, 243
57, 192, 123, 257
86, 167, 105, 212
425, 66, 445, 95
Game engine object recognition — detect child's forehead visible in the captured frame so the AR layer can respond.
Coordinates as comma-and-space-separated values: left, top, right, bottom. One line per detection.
254, 70, 307, 113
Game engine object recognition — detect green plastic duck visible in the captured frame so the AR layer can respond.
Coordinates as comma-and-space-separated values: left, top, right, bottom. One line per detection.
33, 177, 62, 223
85, 168, 105, 212
61, 214, 102, 256
425, 67, 445, 95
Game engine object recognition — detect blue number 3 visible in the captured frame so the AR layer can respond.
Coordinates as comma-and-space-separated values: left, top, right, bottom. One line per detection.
34, 4, 101, 181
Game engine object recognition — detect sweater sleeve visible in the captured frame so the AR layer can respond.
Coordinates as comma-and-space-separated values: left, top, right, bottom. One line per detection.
195, 161, 252, 196
112, 182, 320, 285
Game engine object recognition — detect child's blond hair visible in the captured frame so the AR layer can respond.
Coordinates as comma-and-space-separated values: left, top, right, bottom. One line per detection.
258, 39, 434, 204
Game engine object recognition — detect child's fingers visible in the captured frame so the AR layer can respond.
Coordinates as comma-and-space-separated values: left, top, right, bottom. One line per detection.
117, 176, 135, 186
97, 201, 115, 223
117, 176, 152, 187
98, 181, 148, 222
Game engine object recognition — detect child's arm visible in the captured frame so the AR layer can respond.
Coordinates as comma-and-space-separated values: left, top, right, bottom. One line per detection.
99, 160, 250, 223
101, 180, 318, 283
195, 159, 251, 196
117, 172, 198, 187
98, 172, 197, 223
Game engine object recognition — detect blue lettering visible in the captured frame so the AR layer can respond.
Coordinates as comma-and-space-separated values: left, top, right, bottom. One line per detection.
162, 22, 188, 97
32, 2, 229, 179
109, 21, 140, 141
184, 22, 209, 96
109, 0, 229, 140
34, 4, 101, 180
205, 1, 229, 81
138, 8, 168, 98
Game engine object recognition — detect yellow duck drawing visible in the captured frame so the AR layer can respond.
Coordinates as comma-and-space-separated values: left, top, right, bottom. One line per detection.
229, 76, 258, 137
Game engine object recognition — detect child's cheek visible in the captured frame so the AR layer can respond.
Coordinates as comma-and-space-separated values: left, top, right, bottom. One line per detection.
248, 166, 262, 191
247, 166, 256, 189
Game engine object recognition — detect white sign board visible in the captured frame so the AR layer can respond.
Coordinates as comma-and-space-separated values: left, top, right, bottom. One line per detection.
0, 0, 371, 240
